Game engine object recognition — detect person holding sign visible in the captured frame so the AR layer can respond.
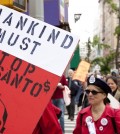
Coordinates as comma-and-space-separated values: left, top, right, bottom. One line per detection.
66, 69, 82, 121
52, 75, 68, 133
73, 75, 120, 134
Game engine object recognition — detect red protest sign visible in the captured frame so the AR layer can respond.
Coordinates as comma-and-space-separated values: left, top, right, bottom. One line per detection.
0, 51, 60, 133
0, 5, 79, 133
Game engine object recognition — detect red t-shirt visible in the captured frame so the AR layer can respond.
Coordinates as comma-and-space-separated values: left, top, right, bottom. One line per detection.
52, 75, 68, 99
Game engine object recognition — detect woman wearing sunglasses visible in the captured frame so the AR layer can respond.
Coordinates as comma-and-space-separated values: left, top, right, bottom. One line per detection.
73, 75, 120, 134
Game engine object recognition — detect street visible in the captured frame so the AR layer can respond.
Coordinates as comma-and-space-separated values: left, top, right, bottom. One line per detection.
65, 114, 77, 134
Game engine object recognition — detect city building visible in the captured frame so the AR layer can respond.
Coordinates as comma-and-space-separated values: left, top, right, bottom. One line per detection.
97, 0, 118, 68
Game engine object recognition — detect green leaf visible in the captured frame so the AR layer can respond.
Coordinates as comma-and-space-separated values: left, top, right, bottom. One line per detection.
114, 26, 120, 36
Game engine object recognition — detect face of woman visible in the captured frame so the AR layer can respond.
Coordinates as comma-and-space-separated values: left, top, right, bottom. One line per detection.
85, 85, 106, 106
106, 78, 117, 92
68, 71, 74, 78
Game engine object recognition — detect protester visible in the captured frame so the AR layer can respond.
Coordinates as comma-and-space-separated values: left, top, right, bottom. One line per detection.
77, 81, 89, 109
67, 79, 81, 121
111, 71, 117, 77
32, 101, 62, 134
106, 76, 120, 102
75, 81, 83, 106
66, 69, 82, 121
66, 69, 75, 120
73, 75, 120, 134
77, 90, 89, 109
52, 75, 68, 133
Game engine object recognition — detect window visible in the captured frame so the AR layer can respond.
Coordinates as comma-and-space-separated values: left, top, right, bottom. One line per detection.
13, 0, 27, 11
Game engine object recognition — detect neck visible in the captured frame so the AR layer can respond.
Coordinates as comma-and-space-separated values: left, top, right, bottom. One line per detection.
91, 102, 106, 121
91, 102, 105, 113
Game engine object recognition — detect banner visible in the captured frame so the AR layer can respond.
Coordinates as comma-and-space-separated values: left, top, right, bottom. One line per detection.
73, 60, 90, 82
0, 5, 79, 134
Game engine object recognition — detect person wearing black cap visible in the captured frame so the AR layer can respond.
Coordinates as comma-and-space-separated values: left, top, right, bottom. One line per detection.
73, 75, 120, 134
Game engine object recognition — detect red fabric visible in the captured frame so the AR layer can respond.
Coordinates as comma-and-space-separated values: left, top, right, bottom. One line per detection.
52, 75, 68, 99
52, 103, 61, 116
73, 104, 120, 134
32, 101, 62, 134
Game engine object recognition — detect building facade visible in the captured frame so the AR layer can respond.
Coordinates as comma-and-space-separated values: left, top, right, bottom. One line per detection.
98, 0, 118, 56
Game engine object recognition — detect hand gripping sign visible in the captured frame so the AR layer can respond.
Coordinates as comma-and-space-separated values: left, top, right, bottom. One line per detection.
0, 5, 79, 134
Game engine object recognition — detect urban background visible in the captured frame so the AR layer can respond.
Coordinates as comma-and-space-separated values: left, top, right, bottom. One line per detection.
1, 0, 120, 75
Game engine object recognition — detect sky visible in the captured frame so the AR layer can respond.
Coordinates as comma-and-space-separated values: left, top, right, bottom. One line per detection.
68, 0, 99, 43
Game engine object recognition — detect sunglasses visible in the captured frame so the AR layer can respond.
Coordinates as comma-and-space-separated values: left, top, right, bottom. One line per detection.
85, 89, 104, 95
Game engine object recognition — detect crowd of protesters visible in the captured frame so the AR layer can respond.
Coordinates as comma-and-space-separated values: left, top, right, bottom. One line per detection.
32, 68, 120, 134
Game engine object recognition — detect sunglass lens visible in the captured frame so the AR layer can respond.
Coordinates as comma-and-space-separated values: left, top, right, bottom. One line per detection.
85, 90, 99, 95
92, 91, 98, 95
85, 90, 90, 95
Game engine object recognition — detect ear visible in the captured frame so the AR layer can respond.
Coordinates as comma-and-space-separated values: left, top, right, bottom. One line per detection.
103, 93, 107, 99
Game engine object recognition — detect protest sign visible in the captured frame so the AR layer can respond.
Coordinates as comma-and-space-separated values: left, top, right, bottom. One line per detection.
73, 60, 90, 82
0, 5, 79, 134
108, 93, 120, 109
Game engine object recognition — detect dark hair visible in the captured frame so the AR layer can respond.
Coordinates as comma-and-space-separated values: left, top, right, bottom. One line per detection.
106, 76, 118, 85
104, 97, 110, 105
111, 71, 117, 77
